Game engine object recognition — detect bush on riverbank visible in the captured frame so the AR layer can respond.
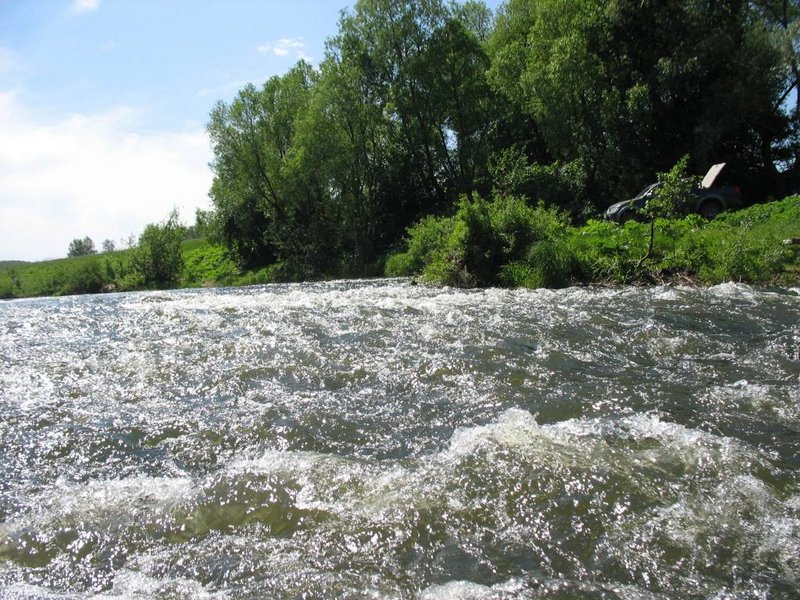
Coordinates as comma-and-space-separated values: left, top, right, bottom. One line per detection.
181, 238, 240, 287
386, 195, 800, 288
385, 196, 576, 287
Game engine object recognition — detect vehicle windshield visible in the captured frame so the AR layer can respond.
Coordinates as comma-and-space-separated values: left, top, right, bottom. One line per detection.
635, 183, 662, 199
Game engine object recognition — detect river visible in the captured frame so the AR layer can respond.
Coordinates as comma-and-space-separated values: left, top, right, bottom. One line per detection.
0, 280, 798, 599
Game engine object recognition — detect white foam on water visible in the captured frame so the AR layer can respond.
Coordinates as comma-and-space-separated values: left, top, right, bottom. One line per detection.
91, 570, 227, 599
417, 579, 505, 599
417, 577, 666, 600
0, 583, 76, 599
225, 448, 342, 479
703, 379, 800, 428
444, 408, 545, 459
439, 408, 767, 484
0, 364, 58, 409
602, 473, 800, 593
205, 408, 776, 548
708, 282, 761, 301
2, 475, 195, 537
224, 449, 422, 522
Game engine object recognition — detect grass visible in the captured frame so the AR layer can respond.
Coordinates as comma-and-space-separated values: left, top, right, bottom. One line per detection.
0, 239, 241, 299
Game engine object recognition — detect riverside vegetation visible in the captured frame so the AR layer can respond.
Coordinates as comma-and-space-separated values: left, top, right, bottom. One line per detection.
386, 193, 800, 288
2, 193, 798, 299
4, 0, 800, 297
198, 0, 800, 282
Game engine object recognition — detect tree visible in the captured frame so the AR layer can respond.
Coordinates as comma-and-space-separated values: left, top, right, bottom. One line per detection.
330, 0, 496, 205
192, 209, 215, 240
66, 259, 104, 295
67, 236, 96, 257
305, 0, 498, 271
635, 155, 696, 272
101, 239, 116, 253
487, 0, 792, 206
207, 62, 317, 268
130, 210, 185, 287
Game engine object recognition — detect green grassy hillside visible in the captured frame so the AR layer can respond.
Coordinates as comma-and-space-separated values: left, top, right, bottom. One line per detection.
0, 239, 239, 300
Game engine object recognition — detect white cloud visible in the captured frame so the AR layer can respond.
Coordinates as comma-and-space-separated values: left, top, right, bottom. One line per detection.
71, 0, 101, 13
0, 92, 213, 261
257, 38, 311, 61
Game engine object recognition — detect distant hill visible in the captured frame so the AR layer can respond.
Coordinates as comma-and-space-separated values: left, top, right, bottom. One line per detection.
0, 261, 30, 269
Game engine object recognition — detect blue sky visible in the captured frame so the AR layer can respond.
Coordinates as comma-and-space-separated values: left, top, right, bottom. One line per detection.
0, 0, 503, 261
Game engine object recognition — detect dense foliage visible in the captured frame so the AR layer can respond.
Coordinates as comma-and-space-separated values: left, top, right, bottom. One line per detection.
386, 193, 800, 287
126, 210, 186, 288
205, 0, 800, 280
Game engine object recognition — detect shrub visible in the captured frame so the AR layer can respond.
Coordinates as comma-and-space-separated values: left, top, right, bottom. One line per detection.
567, 219, 639, 283
522, 238, 576, 288
63, 259, 105, 295
490, 196, 567, 259
181, 240, 239, 286
384, 215, 454, 277
386, 194, 576, 288
130, 210, 185, 288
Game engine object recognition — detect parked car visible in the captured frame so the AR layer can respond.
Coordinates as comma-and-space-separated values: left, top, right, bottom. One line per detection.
605, 163, 741, 223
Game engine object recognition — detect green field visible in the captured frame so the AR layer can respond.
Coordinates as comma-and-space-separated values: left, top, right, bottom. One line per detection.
0, 239, 237, 300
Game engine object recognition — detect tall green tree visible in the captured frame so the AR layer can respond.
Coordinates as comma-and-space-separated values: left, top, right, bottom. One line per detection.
321, 0, 498, 258
207, 62, 317, 268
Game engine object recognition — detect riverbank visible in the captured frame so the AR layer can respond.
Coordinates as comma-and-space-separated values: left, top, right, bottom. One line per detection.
387, 195, 800, 289
2, 196, 799, 300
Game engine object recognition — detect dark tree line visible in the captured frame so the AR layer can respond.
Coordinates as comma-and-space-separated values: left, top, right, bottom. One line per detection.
206, 0, 800, 278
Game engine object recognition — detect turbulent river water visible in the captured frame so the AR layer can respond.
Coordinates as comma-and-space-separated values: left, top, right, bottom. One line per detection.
0, 280, 799, 599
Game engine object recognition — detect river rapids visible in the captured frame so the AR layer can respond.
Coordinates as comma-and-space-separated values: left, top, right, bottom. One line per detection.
0, 280, 798, 599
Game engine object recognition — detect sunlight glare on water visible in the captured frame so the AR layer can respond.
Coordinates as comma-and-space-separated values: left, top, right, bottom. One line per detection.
0, 280, 798, 598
